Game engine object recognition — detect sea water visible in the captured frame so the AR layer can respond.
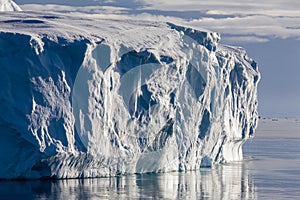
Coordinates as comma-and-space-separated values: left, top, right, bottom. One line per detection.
0, 119, 299, 199
242, 118, 300, 199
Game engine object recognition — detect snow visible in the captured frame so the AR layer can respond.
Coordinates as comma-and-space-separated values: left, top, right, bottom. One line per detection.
0, 0, 22, 11
0, 11, 260, 179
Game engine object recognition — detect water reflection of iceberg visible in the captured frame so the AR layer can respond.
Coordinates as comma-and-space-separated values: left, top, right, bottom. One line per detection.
0, 162, 256, 199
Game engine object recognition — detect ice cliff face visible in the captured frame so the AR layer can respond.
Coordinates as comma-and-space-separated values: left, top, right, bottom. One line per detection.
0, 12, 260, 179
0, 0, 22, 11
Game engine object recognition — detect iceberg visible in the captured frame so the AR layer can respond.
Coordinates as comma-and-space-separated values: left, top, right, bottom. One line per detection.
0, 11, 260, 179
0, 0, 22, 11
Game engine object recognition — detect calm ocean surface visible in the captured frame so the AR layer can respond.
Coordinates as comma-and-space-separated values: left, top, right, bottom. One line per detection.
0, 119, 299, 199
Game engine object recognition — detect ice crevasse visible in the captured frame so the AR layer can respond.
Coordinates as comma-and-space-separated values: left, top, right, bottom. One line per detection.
0, 12, 260, 179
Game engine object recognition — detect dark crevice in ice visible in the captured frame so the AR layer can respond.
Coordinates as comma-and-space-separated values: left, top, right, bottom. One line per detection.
116, 50, 159, 76
186, 64, 206, 99
198, 109, 210, 139
148, 119, 174, 151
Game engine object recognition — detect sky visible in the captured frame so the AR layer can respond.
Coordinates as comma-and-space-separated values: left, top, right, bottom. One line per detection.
14, 0, 300, 118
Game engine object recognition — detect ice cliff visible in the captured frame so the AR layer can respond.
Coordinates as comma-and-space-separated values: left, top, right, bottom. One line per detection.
0, 12, 260, 179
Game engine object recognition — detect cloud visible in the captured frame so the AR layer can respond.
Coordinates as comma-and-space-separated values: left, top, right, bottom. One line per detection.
140, 0, 300, 42
16, 0, 300, 43
186, 15, 300, 43
142, 0, 300, 13
19, 4, 129, 14
15, 0, 146, 8
221, 36, 270, 44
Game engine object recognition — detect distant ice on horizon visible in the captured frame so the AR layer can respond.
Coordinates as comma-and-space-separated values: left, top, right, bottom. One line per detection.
0, 0, 22, 11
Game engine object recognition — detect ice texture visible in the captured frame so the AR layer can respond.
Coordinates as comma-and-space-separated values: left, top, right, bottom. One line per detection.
0, 0, 21, 11
0, 12, 260, 179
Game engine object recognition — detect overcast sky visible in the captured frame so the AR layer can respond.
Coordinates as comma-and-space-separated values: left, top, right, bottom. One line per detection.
14, 0, 300, 118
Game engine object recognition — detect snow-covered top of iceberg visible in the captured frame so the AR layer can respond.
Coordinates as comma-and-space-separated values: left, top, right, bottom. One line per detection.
0, 0, 22, 11
0, 12, 220, 51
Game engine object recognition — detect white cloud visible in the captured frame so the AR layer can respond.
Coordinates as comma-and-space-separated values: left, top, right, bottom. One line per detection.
186, 15, 300, 42
17, 0, 300, 43
206, 9, 300, 18
20, 4, 129, 14
221, 36, 270, 44
142, 0, 300, 13
139, 0, 300, 42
